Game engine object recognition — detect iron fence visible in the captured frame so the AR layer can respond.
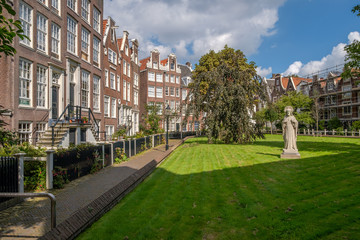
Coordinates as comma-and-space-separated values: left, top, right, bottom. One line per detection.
0, 157, 18, 203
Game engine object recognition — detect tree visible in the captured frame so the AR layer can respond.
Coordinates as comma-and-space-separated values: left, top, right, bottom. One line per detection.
142, 104, 162, 135
342, 4, 360, 79
328, 117, 342, 130
187, 46, 266, 144
311, 86, 321, 133
0, 0, 28, 57
264, 103, 278, 134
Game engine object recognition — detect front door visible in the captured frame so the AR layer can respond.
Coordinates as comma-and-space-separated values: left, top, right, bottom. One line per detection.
52, 86, 58, 120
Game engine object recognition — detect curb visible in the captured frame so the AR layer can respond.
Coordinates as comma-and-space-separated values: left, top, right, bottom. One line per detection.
40, 137, 189, 240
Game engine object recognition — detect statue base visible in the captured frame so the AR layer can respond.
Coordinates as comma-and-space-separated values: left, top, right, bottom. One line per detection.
281, 150, 301, 159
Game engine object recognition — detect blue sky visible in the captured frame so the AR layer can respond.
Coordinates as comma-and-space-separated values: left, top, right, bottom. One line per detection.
105, 0, 360, 78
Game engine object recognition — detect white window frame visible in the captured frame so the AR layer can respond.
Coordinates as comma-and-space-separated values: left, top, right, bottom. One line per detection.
93, 36, 100, 64
110, 72, 115, 90
182, 89, 187, 100
108, 48, 117, 65
93, 7, 101, 33
156, 73, 163, 82
81, 70, 90, 107
176, 76, 180, 84
51, 0, 59, 12
51, 23, 60, 56
157, 103, 163, 115
36, 65, 47, 108
170, 75, 175, 83
127, 82, 130, 101
148, 72, 155, 82
81, 27, 90, 61
37, 14, 47, 52
170, 87, 175, 97
67, 0, 76, 12
134, 73, 139, 87
117, 76, 120, 92
176, 88, 180, 97
343, 106, 352, 115
18, 122, 32, 144
67, 16, 77, 54
148, 86, 155, 98
104, 96, 110, 117
165, 87, 169, 96
19, 1, 32, 47
105, 69, 109, 87
127, 63, 130, 77
156, 87, 163, 98
123, 60, 126, 74
19, 58, 32, 106
134, 90, 138, 106
123, 80, 126, 100
93, 75, 100, 112
81, 0, 90, 22
111, 98, 116, 118
165, 74, 169, 82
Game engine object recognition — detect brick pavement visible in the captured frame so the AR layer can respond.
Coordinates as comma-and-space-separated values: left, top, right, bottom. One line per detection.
0, 139, 184, 240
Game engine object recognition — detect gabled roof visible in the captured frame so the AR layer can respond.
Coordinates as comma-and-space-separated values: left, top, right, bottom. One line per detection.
160, 59, 168, 66
140, 57, 150, 71
117, 38, 123, 51
102, 20, 108, 35
281, 77, 289, 89
292, 77, 312, 88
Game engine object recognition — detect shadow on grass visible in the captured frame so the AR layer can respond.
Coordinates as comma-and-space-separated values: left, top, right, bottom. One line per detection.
79, 137, 360, 240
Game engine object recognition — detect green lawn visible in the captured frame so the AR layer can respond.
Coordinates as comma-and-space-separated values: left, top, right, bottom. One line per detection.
78, 135, 360, 240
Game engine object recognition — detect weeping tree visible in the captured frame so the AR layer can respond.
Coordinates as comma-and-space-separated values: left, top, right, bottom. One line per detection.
187, 46, 266, 144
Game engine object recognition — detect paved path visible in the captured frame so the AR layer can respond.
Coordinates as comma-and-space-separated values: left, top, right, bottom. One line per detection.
0, 139, 184, 239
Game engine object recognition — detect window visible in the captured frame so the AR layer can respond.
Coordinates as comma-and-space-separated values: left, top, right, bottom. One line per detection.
157, 103, 163, 115
18, 122, 32, 143
125, 45, 129, 56
148, 86, 155, 97
165, 74, 169, 82
108, 49, 117, 65
327, 81, 334, 91
93, 37, 100, 64
170, 61, 175, 70
170, 100, 175, 110
105, 125, 114, 140
170, 75, 175, 83
105, 69, 108, 87
182, 89, 187, 100
165, 87, 169, 96
19, 59, 32, 106
170, 87, 175, 96
93, 75, 100, 111
67, 0, 76, 11
176, 76, 180, 84
51, 0, 59, 11
35, 123, 46, 142
134, 73, 138, 87
123, 60, 126, 73
19, 2, 32, 46
123, 80, 126, 100
156, 87, 163, 98
127, 82, 130, 101
176, 88, 180, 97
117, 76, 120, 92
148, 72, 155, 82
81, 28, 90, 61
110, 72, 115, 89
51, 24, 60, 56
153, 61, 158, 69
67, 16, 77, 54
93, 8, 100, 32
127, 63, 130, 77
37, 66, 47, 107
176, 101, 180, 110
81, 70, 89, 107
81, 0, 90, 22
111, 98, 116, 118
37, 14, 47, 52
343, 106, 351, 115
104, 96, 110, 117
39, 0, 46, 5
156, 73, 163, 82
343, 85, 352, 99
134, 91, 138, 105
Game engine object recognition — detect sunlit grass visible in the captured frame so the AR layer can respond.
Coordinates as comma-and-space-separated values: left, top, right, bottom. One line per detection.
78, 135, 360, 240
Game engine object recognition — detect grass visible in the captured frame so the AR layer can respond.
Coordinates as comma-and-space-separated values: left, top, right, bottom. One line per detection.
78, 135, 360, 240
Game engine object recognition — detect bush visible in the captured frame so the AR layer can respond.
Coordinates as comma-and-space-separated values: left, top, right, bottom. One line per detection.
53, 167, 69, 189
0, 142, 46, 157
328, 117, 342, 130
319, 120, 325, 130
335, 127, 344, 135
114, 147, 128, 164
351, 120, 360, 131
24, 161, 46, 191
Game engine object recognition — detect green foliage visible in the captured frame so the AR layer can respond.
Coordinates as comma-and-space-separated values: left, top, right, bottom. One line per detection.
24, 161, 46, 191
319, 120, 326, 130
351, 120, 360, 131
90, 150, 102, 174
0, 128, 18, 147
0, 0, 29, 57
336, 126, 344, 135
142, 104, 162, 135
114, 147, 128, 164
0, 142, 46, 157
113, 124, 127, 139
53, 167, 69, 189
328, 117, 342, 130
188, 45, 266, 144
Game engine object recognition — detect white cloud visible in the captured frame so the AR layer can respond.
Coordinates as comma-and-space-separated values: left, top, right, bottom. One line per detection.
104, 0, 286, 64
282, 32, 360, 77
256, 66, 273, 78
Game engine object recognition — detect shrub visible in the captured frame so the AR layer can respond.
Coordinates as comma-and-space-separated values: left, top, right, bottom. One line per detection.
90, 150, 102, 174
114, 147, 128, 164
328, 117, 342, 130
335, 126, 344, 135
24, 161, 46, 191
53, 167, 69, 189
351, 120, 360, 131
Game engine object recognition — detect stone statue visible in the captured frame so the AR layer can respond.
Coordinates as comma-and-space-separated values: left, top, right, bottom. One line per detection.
281, 106, 300, 159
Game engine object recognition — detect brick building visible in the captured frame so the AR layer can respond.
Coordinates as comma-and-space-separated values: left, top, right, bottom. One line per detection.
139, 50, 182, 131
0, 0, 104, 144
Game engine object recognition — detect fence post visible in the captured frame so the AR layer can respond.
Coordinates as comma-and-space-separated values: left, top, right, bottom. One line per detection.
345, 129, 347, 136
324, 129, 327, 136
303, 129, 306, 135
134, 138, 137, 155
332, 129, 335, 135
100, 143, 105, 168
110, 142, 114, 165
145, 136, 147, 149
14, 152, 26, 193
46, 150, 55, 190
128, 139, 132, 158
152, 135, 155, 148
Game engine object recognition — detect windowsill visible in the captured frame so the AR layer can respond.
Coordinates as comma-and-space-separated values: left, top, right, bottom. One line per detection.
19, 43, 35, 51
36, 50, 49, 57
50, 56, 62, 63
18, 105, 35, 110
66, 51, 80, 59
81, 18, 92, 28
35, 107, 50, 111
81, 58, 92, 66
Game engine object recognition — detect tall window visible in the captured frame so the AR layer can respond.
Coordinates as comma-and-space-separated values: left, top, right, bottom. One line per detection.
67, 16, 77, 54
51, 23, 60, 56
148, 86, 155, 97
176, 76, 180, 84
37, 14, 47, 52
127, 82, 130, 101
37, 66, 47, 107
81, 0, 90, 22
123, 60, 126, 73
182, 89, 187, 100
156, 87, 163, 98
170, 75, 175, 83
165, 74, 169, 82
108, 49, 117, 64
19, 59, 32, 106
165, 87, 169, 96
81, 70, 89, 107
157, 103, 163, 115
156, 73, 163, 82
127, 63, 130, 77
134, 91, 138, 105
67, 0, 76, 11
170, 87, 175, 96
51, 0, 59, 11
35, 123, 47, 141
123, 80, 126, 100
105, 69, 108, 87
343, 85, 352, 99
18, 122, 32, 143
176, 88, 180, 97
93, 8, 100, 32
19, 2, 32, 46
110, 72, 115, 89
104, 96, 110, 117
93, 37, 100, 64
134, 73, 138, 87
93, 75, 100, 111
81, 28, 90, 61
148, 72, 155, 82
117, 76, 120, 92
111, 98, 116, 118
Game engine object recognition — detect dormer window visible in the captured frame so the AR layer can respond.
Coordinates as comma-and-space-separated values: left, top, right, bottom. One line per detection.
125, 45, 129, 56
153, 62, 158, 69
170, 60, 175, 70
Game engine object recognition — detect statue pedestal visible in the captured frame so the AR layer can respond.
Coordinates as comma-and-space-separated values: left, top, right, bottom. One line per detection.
281, 150, 301, 159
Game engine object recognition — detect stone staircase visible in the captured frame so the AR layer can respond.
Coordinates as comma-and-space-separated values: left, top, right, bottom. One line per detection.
37, 123, 70, 148
90, 124, 100, 141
